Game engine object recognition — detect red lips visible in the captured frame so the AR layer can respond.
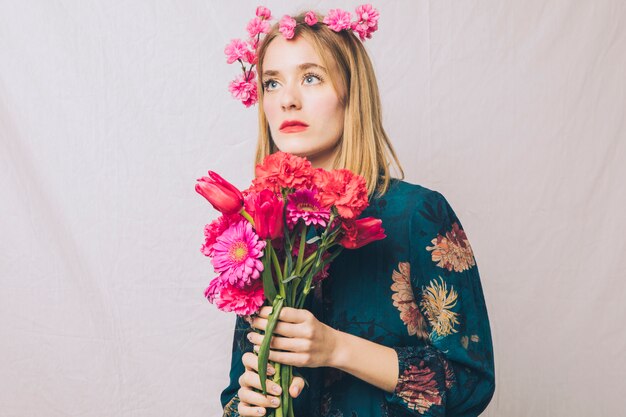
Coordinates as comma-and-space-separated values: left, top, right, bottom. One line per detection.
280, 120, 309, 131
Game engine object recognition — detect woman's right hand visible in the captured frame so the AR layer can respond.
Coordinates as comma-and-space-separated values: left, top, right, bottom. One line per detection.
237, 352, 305, 416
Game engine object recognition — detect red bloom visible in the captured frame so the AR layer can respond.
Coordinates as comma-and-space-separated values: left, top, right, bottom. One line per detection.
313, 169, 369, 219
252, 152, 314, 193
196, 171, 244, 215
339, 217, 386, 249
252, 189, 285, 240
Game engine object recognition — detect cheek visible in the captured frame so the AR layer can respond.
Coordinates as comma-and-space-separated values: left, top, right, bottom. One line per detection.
263, 97, 279, 126
315, 93, 344, 125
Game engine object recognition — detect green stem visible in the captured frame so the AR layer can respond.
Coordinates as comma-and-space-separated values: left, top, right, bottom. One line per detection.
270, 246, 286, 298
295, 225, 307, 274
240, 209, 254, 227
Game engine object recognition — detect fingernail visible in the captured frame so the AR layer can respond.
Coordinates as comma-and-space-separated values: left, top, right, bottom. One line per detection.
272, 385, 281, 394
267, 365, 275, 374
256, 407, 265, 415
271, 398, 280, 406
294, 387, 300, 396
247, 333, 253, 341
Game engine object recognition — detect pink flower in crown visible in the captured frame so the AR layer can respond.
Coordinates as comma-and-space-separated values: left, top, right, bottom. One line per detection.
352, 4, 380, 40
323, 9, 352, 32
224, 39, 250, 64
304, 11, 318, 26
246, 17, 271, 38
228, 71, 258, 107
286, 189, 331, 229
205, 275, 265, 316
255, 5, 272, 20
211, 220, 266, 288
279, 15, 297, 39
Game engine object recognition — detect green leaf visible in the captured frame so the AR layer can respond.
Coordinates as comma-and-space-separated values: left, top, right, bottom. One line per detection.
261, 243, 277, 303
258, 296, 284, 395
306, 235, 321, 244
282, 274, 301, 284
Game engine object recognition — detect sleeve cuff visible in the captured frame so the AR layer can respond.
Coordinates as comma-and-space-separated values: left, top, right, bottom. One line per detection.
384, 345, 453, 417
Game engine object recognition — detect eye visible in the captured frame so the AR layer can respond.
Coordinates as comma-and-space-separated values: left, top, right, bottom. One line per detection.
263, 79, 279, 91
303, 72, 323, 85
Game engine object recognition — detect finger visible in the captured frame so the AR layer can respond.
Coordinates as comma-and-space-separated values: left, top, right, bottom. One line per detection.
290, 376, 306, 398
248, 332, 307, 352
250, 317, 307, 338
276, 307, 311, 324
255, 307, 311, 323
239, 370, 283, 396
237, 400, 267, 416
239, 386, 281, 410
242, 352, 276, 375
252, 346, 306, 367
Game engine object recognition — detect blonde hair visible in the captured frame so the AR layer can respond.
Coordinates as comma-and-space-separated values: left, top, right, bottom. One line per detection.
254, 12, 404, 197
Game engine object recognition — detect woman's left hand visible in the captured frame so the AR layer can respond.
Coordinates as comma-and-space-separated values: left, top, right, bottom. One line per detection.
248, 306, 338, 368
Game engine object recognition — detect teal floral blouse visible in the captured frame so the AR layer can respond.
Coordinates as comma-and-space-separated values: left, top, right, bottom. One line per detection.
220, 179, 495, 416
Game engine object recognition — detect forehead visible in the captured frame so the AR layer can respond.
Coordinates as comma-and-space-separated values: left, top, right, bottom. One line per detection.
263, 36, 323, 71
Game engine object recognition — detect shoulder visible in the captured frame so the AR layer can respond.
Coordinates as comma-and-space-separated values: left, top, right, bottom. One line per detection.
382, 178, 451, 211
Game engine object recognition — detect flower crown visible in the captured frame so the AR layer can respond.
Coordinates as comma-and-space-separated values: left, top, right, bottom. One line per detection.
225, 4, 380, 107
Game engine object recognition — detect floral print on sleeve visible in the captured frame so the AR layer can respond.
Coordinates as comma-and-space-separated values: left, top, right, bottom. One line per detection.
385, 190, 494, 416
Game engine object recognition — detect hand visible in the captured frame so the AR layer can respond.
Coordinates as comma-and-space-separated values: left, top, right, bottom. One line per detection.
248, 306, 338, 368
237, 352, 305, 416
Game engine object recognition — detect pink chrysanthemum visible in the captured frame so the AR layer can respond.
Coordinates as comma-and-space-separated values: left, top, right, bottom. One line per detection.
246, 17, 270, 38
286, 189, 331, 228
224, 39, 250, 64
304, 11, 318, 26
228, 71, 258, 107
211, 220, 266, 288
279, 15, 297, 39
205, 275, 265, 316
323, 9, 352, 32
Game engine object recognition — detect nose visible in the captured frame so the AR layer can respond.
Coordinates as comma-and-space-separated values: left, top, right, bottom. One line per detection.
280, 81, 302, 111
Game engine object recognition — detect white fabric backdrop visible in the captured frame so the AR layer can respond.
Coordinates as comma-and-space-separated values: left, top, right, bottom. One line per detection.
1, 1, 625, 416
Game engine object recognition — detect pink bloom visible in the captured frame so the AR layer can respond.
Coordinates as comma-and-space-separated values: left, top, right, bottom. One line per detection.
286, 189, 331, 229
279, 15, 297, 40
201, 213, 241, 257
196, 171, 244, 215
252, 189, 285, 240
304, 11, 318, 26
224, 39, 250, 64
322, 9, 352, 32
255, 6, 272, 20
228, 71, 258, 107
212, 220, 266, 288
246, 17, 270, 38
352, 4, 379, 40
205, 275, 265, 316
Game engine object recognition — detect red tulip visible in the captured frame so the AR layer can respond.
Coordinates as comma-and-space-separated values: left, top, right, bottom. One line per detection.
339, 217, 386, 249
253, 189, 284, 240
195, 171, 244, 215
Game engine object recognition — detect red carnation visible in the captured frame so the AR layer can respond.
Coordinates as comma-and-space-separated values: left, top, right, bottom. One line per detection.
252, 152, 314, 193
313, 169, 368, 219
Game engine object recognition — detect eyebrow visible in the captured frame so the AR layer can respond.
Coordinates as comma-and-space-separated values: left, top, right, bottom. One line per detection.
262, 63, 327, 77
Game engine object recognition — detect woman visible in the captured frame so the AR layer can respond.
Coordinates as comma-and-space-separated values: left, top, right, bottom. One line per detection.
220, 7, 495, 417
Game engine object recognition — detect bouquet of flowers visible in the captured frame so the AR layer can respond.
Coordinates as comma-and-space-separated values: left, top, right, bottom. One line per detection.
196, 152, 385, 417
